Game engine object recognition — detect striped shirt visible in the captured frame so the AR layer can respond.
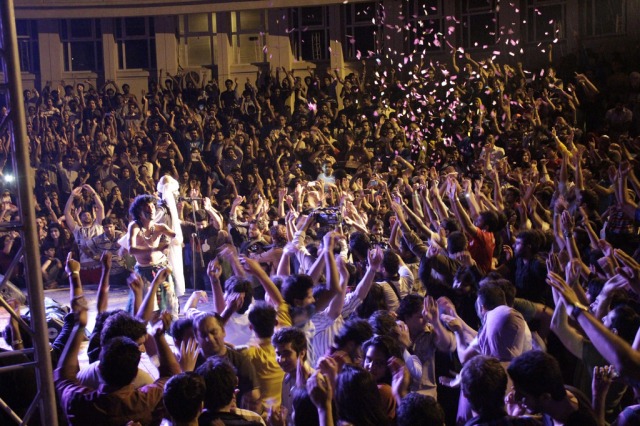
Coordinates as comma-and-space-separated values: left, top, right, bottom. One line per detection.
310, 291, 362, 367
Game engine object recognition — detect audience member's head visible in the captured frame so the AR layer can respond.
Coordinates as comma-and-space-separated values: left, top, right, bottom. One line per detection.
223, 276, 253, 314
272, 327, 308, 374
461, 355, 508, 416
335, 364, 390, 426
247, 301, 277, 339
333, 319, 373, 364
507, 351, 567, 412
98, 337, 141, 388
163, 372, 205, 424
397, 393, 445, 426
196, 356, 237, 412
193, 313, 226, 357
100, 310, 147, 347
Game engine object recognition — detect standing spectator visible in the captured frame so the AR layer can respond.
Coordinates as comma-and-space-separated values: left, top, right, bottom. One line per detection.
507, 351, 598, 426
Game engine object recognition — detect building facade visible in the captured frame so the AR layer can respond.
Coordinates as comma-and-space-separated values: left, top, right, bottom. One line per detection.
11, 0, 640, 97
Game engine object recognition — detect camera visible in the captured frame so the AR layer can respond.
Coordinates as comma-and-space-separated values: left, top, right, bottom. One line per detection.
314, 207, 342, 227
247, 241, 266, 254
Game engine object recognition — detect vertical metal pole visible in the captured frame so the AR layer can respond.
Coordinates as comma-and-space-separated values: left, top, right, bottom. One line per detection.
0, 0, 58, 424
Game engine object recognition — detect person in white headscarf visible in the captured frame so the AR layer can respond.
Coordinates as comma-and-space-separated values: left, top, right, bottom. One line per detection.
156, 175, 185, 298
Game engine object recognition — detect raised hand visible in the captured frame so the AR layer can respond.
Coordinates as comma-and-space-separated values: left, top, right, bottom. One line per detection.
368, 247, 383, 272
238, 255, 263, 276
613, 249, 640, 295
207, 259, 222, 281
100, 251, 112, 270
65, 252, 81, 276
306, 372, 332, 410
127, 272, 144, 295
388, 356, 410, 399
179, 337, 199, 372
422, 295, 439, 323
546, 271, 581, 307
440, 313, 462, 333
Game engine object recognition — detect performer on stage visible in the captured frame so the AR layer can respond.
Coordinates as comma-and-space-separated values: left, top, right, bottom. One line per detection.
156, 175, 186, 299
125, 193, 179, 318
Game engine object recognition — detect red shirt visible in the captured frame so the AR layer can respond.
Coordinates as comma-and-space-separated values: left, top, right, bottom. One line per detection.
468, 228, 495, 274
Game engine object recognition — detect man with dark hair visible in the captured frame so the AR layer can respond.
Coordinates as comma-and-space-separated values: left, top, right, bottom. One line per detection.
89, 217, 130, 287
272, 327, 311, 422
369, 309, 424, 388
397, 393, 445, 426
496, 230, 549, 304
78, 310, 152, 389
64, 184, 105, 285
461, 355, 541, 425
98, 337, 142, 388
208, 261, 255, 346
193, 312, 261, 411
55, 268, 181, 425
280, 273, 318, 329
551, 301, 640, 421
448, 182, 497, 274
163, 372, 205, 426
240, 302, 284, 410
378, 249, 414, 304
332, 319, 373, 365
396, 295, 455, 397
196, 357, 265, 425
507, 351, 597, 426
126, 194, 178, 317
449, 284, 531, 365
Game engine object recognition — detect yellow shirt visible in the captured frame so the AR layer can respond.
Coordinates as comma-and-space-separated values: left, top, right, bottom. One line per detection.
276, 302, 292, 328
242, 341, 285, 409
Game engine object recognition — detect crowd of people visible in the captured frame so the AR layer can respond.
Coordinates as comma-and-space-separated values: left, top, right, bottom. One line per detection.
1, 42, 640, 426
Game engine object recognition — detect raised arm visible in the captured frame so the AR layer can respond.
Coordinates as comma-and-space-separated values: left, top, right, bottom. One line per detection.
64, 187, 81, 233
57, 254, 88, 380
239, 255, 285, 307
136, 267, 171, 322
547, 271, 640, 383
96, 251, 111, 313
313, 232, 341, 312
207, 259, 226, 314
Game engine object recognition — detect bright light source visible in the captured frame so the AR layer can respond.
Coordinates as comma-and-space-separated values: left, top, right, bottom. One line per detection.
4, 174, 14, 182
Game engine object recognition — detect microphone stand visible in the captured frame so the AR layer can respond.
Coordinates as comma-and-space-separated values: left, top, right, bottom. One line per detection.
189, 199, 206, 291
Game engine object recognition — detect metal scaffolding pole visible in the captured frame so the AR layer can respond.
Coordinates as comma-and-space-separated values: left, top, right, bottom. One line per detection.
0, 0, 59, 424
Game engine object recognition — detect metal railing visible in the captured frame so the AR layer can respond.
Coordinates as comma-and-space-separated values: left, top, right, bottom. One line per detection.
0, 0, 59, 424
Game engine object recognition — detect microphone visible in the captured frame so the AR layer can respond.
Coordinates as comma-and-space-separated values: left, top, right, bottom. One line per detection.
178, 196, 203, 201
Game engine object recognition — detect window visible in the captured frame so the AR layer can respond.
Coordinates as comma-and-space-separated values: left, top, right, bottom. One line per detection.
60, 19, 103, 72
460, 0, 498, 49
177, 14, 215, 67
343, 2, 382, 60
16, 20, 39, 73
579, 0, 625, 37
289, 7, 330, 61
115, 17, 156, 70
525, 0, 565, 43
231, 10, 267, 64
405, 0, 444, 54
